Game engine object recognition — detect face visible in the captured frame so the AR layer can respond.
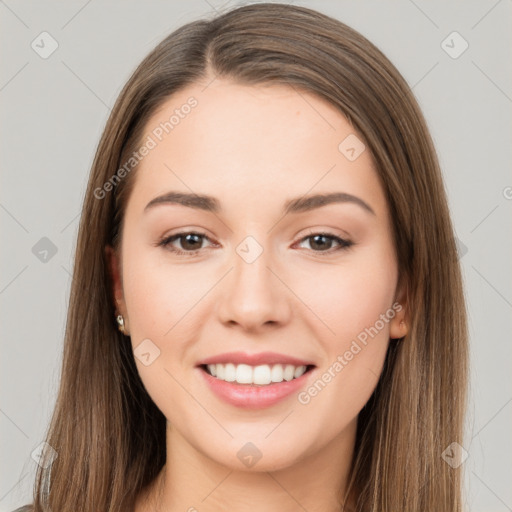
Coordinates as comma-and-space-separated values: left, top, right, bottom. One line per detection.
107, 78, 407, 472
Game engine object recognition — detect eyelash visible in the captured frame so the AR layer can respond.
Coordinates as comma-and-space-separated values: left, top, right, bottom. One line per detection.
156, 230, 354, 257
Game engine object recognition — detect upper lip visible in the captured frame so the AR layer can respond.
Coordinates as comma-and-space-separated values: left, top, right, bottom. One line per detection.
197, 351, 315, 367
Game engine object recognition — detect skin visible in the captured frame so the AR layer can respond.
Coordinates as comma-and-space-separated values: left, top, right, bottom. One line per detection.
106, 77, 408, 512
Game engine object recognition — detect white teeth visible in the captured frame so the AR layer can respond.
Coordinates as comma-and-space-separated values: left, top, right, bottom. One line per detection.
283, 364, 295, 381
253, 365, 272, 385
224, 363, 236, 382
235, 364, 253, 384
271, 364, 284, 382
294, 365, 307, 378
206, 363, 308, 385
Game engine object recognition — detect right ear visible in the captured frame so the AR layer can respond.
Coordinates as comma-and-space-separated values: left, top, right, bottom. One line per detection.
105, 244, 127, 317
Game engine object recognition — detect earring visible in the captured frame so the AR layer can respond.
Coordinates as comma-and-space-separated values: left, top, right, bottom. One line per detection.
116, 314, 126, 335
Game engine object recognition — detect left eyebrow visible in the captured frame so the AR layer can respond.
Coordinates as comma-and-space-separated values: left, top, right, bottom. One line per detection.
283, 192, 375, 216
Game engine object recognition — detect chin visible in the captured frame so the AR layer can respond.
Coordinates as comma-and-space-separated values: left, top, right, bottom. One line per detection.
197, 434, 316, 473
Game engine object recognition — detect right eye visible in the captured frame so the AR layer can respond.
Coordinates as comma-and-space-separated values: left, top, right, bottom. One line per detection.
157, 231, 215, 256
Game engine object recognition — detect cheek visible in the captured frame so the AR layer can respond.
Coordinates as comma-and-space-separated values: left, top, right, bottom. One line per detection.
294, 251, 396, 429
121, 247, 221, 413
122, 244, 209, 339
297, 246, 397, 345
121, 250, 206, 422
295, 247, 396, 397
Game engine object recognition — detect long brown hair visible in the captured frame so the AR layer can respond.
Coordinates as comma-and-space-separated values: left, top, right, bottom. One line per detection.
24, 3, 468, 511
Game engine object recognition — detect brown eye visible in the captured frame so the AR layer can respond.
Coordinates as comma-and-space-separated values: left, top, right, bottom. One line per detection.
297, 232, 353, 254
176, 233, 204, 251
158, 232, 212, 255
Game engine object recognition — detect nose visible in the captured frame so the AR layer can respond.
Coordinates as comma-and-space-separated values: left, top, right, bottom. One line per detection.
216, 241, 292, 332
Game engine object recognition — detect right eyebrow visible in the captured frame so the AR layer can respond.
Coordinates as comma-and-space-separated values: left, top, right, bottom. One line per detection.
144, 191, 220, 213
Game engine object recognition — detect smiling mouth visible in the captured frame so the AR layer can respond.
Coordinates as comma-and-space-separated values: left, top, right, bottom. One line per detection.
200, 363, 316, 386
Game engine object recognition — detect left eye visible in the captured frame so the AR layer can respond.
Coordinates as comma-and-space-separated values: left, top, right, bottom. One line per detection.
295, 233, 353, 253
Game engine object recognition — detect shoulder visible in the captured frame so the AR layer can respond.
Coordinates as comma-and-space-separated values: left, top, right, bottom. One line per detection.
12, 506, 33, 512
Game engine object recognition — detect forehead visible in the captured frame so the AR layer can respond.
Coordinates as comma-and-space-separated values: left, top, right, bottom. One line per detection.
126, 78, 387, 218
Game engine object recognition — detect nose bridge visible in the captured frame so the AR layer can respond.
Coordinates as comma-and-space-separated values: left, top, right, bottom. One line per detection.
233, 234, 271, 289
217, 234, 290, 329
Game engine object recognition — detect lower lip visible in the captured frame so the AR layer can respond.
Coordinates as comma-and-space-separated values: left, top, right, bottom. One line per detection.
197, 366, 314, 409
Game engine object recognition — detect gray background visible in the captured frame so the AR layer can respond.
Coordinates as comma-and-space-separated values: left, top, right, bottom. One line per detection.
1, 1, 511, 510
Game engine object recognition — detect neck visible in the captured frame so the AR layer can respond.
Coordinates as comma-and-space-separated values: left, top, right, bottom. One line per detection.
136, 419, 358, 512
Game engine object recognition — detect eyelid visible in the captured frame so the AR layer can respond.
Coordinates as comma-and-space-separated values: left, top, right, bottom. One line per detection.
298, 227, 352, 242
156, 228, 354, 257
293, 229, 354, 254
155, 229, 215, 252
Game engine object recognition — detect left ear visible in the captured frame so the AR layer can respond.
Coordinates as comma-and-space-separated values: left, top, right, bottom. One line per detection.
389, 278, 409, 340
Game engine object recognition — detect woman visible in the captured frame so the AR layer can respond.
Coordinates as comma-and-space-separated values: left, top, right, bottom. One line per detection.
16, 3, 468, 511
